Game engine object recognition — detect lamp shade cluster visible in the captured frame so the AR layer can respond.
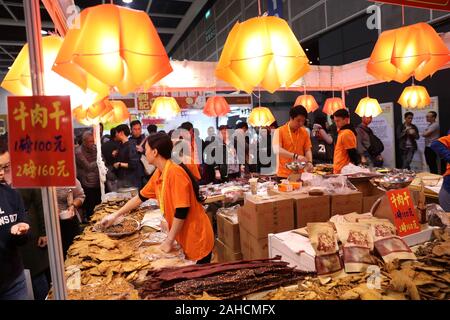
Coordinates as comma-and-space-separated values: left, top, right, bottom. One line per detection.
1, 35, 104, 109
52, 4, 172, 96
355, 97, 383, 117
216, 16, 310, 94
248, 106, 276, 127
149, 97, 181, 119
294, 94, 319, 113
398, 85, 431, 109
322, 97, 346, 115
203, 96, 230, 117
73, 99, 129, 126
367, 22, 450, 83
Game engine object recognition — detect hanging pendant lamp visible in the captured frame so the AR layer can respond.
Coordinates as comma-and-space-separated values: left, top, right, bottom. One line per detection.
355, 97, 383, 117
149, 97, 181, 119
323, 97, 346, 116
203, 96, 230, 117
367, 22, 449, 83
294, 94, 319, 113
248, 106, 275, 127
398, 85, 431, 109
52, 4, 172, 96
73, 99, 129, 126
1, 35, 107, 109
216, 11, 310, 94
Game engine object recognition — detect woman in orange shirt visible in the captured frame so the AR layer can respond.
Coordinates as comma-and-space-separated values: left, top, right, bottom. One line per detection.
101, 133, 214, 263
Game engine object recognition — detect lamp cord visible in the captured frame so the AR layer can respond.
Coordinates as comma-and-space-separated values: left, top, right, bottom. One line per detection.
258, 0, 262, 16
402, 5, 405, 25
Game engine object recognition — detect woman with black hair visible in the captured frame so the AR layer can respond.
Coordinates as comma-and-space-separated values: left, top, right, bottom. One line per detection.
101, 133, 214, 264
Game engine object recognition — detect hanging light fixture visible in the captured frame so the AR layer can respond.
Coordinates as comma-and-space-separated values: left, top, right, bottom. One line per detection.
248, 106, 275, 127
294, 95, 318, 113
73, 99, 129, 126
367, 22, 449, 83
355, 97, 383, 117
52, 3, 172, 96
215, 1, 309, 94
398, 85, 431, 109
1, 35, 107, 109
323, 97, 346, 116
149, 97, 181, 119
203, 96, 230, 117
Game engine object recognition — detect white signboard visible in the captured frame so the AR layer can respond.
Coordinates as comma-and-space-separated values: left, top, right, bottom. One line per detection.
401, 96, 439, 172
369, 102, 396, 168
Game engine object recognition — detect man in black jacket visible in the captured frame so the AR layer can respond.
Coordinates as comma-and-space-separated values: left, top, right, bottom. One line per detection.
114, 124, 142, 189
397, 112, 420, 170
0, 139, 30, 300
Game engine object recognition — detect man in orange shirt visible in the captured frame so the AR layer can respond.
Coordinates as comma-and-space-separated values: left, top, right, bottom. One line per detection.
333, 109, 360, 174
273, 105, 313, 178
101, 133, 214, 263
431, 135, 450, 211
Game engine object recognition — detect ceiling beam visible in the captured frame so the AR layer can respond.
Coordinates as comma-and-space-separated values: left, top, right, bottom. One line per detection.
3, 1, 45, 9
0, 0, 18, 21
149, 12, 184, 19
166, 0, 209, 53
0, 18, 54, 28
0, 40, 25, 46
0, 46, 15, 59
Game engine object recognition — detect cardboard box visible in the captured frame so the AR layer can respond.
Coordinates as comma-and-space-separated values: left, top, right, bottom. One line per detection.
363, 193, 384, 213
330, 191, 363, 216
239, 225, 268, 260
268, 231, 316, 272
216, 212, 241, 252
238, 195, 294, 239
350, 180, 377, 197
290, 193, 331, 228
215, 239, 242, 262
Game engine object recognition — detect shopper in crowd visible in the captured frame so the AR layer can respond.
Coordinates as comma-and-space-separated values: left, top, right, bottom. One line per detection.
75, 131, 101, 220
328, 115, 339, 145
147, 124, 157, 136
18, 188, 50, 300
114, 124, 142, 189
212, 125, 240, 183
172, 139, 201, 180
311, 113, 334, 165
101, 133, 214, 264
101, 127, 120, 192
180, 122, 202, 165
272, 105, 313, 178
129, 120, 146, 153
57, 179, 85, 257
233, 121, 250, 174
205, 126, 216, 144
0, 140, 31, 300
356, 116, 384, 167
431, 134, 450, 211
397, 112, 420, 170
99, 123, 110, 145
423, 111, 440, 174
333, 109, 360, 174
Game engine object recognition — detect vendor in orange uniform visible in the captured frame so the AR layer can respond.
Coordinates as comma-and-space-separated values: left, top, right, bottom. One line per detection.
333, 109, 360, 174
273, 105, 314, 178
101, 133, 214, 264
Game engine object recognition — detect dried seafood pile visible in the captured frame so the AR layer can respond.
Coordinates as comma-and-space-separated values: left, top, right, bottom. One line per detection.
137, 258, 313, 300
265, 229, 449, 300
90, 199, 153, 224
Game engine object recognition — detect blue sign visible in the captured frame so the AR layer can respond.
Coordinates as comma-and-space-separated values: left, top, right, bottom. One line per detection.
267, 0, 283, 18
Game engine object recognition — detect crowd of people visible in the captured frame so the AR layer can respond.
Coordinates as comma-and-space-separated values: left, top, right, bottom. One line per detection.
0, 101, 448, 300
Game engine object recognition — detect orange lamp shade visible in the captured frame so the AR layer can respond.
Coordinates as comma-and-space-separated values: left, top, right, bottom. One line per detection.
355, 97, 383, 118
74, 99, 129, 126
149, 97, 181, 119
367, 22, 450, 83
323, 98, 346, 115
1, 35, 107, 109
294, 95, 319, 113
52, 4, 172, 96
215, 16, 310, 94
248, 106, 276, 127
398, 85, 431, 109
203, 96, 230, 117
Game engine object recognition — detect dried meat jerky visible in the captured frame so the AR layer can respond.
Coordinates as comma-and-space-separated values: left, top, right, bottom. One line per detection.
375, 236, 416, 263
336, 223, 376, 273
308, 223, 344, 277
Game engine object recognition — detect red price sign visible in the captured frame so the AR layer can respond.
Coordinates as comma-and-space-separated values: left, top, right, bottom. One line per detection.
386, 188, 420, 237
369, 0, 450, 11
7, 95, 76, 187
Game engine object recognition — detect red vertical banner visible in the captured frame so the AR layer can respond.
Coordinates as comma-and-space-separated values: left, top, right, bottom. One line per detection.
368, 1, 450, 11
386, 188, 421, 237
7, 95, 76, 187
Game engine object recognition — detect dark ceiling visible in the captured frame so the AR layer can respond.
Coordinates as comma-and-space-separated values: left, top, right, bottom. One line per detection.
0, 0, 215, 78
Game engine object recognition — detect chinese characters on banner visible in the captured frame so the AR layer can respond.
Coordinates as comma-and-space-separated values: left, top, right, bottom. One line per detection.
136, 92, 199, 111
7, 96, 76, 187
386, 188, 420, 237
